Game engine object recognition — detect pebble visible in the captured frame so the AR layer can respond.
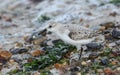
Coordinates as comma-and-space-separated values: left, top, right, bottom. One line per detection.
81, 61, 87, 66
111, 61, 118, 65
2, 16, 12, 22
0, 64, 2, 71
112, 50, 120, 56
30, 50, 44, 57
89, 53, 98, 59
99, 26, 106, 32
104, 68, 114, 75
10, 48, 28, 54
116, 67, 120, 71
100, 58, 108, 65
70, 66, 80, 72
86, 42, 102, 50
108, 42, 116, 48
115, 40, 120, 45
0, 50, 12, 60
14, 42, 23, 48
97, 69, 103, 73
100, 22, 115, 29
112, 28, 120, 39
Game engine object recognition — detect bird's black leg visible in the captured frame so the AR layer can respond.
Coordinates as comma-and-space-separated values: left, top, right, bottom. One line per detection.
79, 47, 83, 60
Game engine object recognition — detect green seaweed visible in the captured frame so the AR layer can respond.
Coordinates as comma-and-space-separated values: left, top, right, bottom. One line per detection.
38, 15, 50, 23
110, 0, 120, 4
23, 40, 75, 71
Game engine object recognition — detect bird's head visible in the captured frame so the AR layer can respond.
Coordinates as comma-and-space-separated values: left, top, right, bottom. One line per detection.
46, 22, 60, 34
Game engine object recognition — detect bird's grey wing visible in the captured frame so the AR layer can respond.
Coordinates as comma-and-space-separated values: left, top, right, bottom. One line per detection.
63, 24, 95, 40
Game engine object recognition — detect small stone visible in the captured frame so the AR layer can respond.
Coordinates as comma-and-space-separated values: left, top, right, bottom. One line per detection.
99, 26, 106, 32
100, 22, 115, 29
77, 72, 81, 75
109, 12, 117, 17
32, 37, 47, 45
10, 48, 28, 54
34, 71, 40, 75
0, 65, 2, 71
89, 53, 98, 59
115, 40, 120, 45
31, 50, 44, 57
108, 42, 116, 48
100, 58, 108, 65
104, 68, 114, 75
0, 50, 12, 60
14, 42, 23, 48
23, 36, 29, 42
0, 56, 7, 65
86, 42, 102, 50
116, 67, 120, 71
81, 61, 87, 66
54, 63, 62, 69
112, 28, 120, 39
70, 66, 80, 72
2, 16, 12, 22
112, 51, 120, 56
97, 69, 103, 73
111, 61, 118, 65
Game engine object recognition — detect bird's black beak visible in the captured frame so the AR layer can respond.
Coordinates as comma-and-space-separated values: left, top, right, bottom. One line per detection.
38, 29, 47, 36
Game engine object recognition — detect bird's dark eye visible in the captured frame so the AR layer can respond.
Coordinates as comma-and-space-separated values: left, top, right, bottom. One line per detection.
49, 25, 52, 28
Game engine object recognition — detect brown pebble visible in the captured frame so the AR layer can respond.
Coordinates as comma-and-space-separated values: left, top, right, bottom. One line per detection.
31, 36, 47, 45
109, 12, 117, 17
111, 61, 118, 65
23, 36, 29, 42
100, 22, 115, 29
0, 50, 12, 60
99, 26, 106, 32
104, 68, 114, 75
2, 16, 12, 22
31, 50, 44, 57
14, 42, 23, 48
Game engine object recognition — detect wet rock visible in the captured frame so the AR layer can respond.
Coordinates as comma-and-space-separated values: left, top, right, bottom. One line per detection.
86, 42, 102, 50
112, 28, 120, 39
52, 39, 62, 44
100, 58, 108, 65
70, 66, 80, 72
89, 53, 98, 59
29, 0, 43, 3
10, 48, 28, 54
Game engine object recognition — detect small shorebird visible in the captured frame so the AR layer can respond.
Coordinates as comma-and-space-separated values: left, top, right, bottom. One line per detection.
45, 22, 104, 58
